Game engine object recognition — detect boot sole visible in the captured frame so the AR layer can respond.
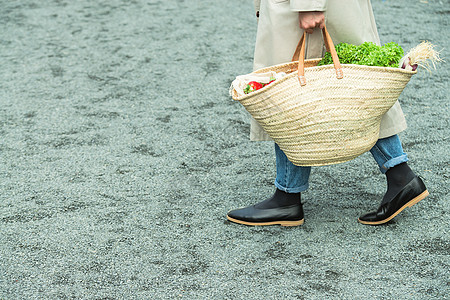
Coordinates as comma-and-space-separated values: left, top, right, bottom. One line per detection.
358, 189, 429, 226
226, 215, 304, 227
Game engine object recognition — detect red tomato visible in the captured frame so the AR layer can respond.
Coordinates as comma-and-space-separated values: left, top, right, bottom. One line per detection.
244, 81, 264, 94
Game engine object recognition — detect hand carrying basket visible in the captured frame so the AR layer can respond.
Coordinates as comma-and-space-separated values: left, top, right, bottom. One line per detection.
231, 27, 416, 166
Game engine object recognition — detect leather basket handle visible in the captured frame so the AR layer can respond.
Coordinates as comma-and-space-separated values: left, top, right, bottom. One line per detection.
292, 26, 343, 86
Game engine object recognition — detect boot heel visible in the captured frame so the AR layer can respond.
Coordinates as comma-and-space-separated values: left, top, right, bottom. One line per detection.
407, 190, 429, 207
280, 219, 304, 226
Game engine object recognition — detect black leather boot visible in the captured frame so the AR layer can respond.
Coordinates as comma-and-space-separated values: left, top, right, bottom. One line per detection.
227, 189, 304, 226
358, 163, 429, 225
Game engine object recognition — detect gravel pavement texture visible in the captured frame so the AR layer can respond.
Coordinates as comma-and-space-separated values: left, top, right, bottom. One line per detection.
0, 0, 449, 299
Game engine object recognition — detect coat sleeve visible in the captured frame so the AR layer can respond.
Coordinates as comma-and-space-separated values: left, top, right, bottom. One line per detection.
290, 0, 327, 11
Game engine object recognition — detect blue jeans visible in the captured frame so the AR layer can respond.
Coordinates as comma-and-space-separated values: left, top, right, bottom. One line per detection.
275, 135, 408, 193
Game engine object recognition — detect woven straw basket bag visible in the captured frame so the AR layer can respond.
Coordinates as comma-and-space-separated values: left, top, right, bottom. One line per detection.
231, 27, 416, 166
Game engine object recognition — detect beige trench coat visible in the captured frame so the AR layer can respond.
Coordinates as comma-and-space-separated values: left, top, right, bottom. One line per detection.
250, 0, 407, 141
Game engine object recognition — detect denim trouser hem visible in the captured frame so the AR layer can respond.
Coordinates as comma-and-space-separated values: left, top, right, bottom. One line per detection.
378, 154, 408, 174
370, 139, 409, 174
274, 180, 309, 193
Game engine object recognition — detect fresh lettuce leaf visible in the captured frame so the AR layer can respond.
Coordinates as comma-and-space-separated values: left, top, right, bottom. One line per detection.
317, 42, 404, 67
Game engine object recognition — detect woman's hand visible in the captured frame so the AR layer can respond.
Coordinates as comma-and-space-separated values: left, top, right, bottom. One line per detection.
298, 11, 325, 34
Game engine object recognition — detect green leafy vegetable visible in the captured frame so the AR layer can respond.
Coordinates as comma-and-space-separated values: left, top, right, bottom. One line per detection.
317, 42, 404, 67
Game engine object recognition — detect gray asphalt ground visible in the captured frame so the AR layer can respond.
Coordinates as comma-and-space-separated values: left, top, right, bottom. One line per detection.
0, 0, 449, 299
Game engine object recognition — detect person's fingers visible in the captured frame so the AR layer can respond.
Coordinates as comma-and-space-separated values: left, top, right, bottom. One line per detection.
298, 12, 325, 33
318, 15, 325, 28
300, 20, 316, 30
300, 21, 322, 32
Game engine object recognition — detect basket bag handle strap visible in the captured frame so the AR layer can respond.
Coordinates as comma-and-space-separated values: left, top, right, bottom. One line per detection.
293, 26, 343, 86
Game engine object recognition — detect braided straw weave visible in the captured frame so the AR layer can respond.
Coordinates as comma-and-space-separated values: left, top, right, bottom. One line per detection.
232, 28, 416, 166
